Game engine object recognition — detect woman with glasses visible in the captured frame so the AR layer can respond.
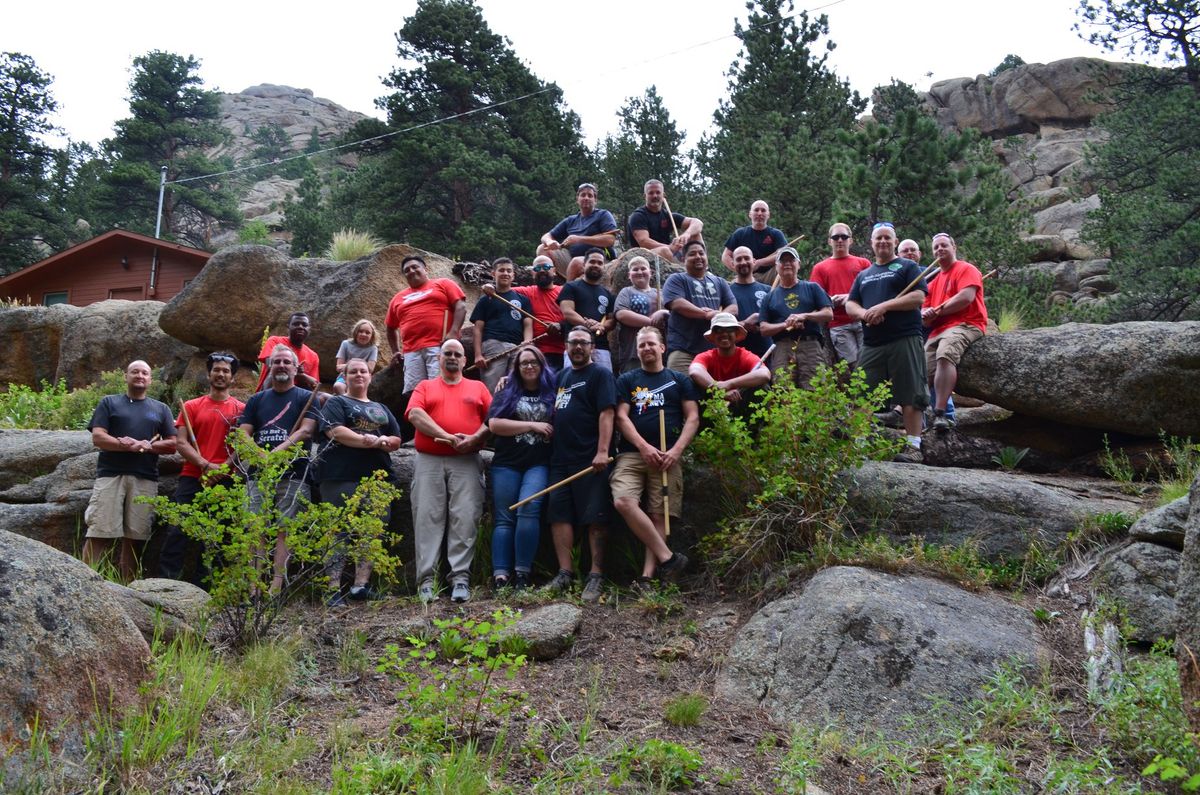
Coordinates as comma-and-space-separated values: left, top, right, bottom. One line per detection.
486, 346, 557, 589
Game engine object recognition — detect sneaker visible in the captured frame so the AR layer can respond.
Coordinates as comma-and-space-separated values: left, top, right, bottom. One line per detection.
893, 445, 924, 464
657, 552, 689, 583
418, 580, 437, 603
873, 409, 904, 429
493, 574, 510, 590
451, 581, 471, 603
545, 569, 576, 594
581, 573, 604, 603
630, 577, 656, 597
931, 411, 952, 432
348, 585, 371, 601
325, 591, 347, 608
513, 571, 530, 591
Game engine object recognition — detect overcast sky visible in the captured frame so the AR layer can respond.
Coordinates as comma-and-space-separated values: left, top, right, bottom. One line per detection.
8, 0, 1123, 151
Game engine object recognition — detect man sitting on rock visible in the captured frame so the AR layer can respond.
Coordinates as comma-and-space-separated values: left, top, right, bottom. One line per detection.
81, 360, 177, 581
537, 182, 619, 281
627, 179, 703, 262
688, 313, 771, 408
255, 312, 320, 391
558, 248, 615, 372
921, 233, 987, 431
720, 200, 787, 275
471, 257, 533, 392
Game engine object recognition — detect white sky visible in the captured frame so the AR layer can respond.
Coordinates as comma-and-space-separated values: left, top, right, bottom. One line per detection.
7, 0, 1123, 151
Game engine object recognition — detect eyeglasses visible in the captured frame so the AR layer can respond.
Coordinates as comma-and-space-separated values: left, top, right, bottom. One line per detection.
872, 222, 895, 231
532, 263, 552, 272
566, 340, 593, 347
519, 361, 541, 369
829, 234, 850, 241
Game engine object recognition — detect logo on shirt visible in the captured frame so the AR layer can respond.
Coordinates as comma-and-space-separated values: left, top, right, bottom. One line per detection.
755, 289, 767, 308
597, 295, 609, 312
888, 263, 901, 272
401, 288, 434, 304
784, 291, 802, 310
554, 380, 587, 411
508, 299, 522, 321
691, 278, 718, 300
630, 381, 675, 415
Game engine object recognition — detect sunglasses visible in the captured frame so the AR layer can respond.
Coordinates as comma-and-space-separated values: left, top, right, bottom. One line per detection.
872, 222, 895, 231
577, 182, 597, 193
442, 351, 464, 358
532, 264, 552, 272
829, 234, 850, 241
208, 354, 236, 364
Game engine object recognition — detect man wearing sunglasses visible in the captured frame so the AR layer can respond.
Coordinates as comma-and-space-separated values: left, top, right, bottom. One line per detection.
509, 255, 566, 371
537, 182, 619, 281
810, 222, 871, 369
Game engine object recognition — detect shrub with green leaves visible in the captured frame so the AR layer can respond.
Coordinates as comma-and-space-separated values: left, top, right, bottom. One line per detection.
1, 370, 172, 430
611, 738, 703, 790
692, 362, 899, 590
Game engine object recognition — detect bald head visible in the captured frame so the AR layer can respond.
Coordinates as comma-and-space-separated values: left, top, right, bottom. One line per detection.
124, 360, 152, 397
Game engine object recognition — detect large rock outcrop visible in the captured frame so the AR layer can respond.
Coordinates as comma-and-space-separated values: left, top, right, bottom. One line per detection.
158, 244, 478, 382
716, 566, 1043, 737
956, 322, 1200, 438
1177, 473, 1200, 737
1095, 541, 1179, 644
0, 530, 150, 782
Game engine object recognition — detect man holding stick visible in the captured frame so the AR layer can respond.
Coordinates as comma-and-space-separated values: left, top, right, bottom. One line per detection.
627, 179, 703, 261
405, 339, 492, 603
845, 222, 931, 463
385, 255, 467, 394
921, 233, 987, 431
81, 359, 177, 581
159, 352, 245, 583
760, 246, 834, 388
613, 327, 694, 592
545, 328, 618, 602
809, 223, 872, 369
471, 257, 533, 392
662, 240, 738, 372
688, 313, 772, 408
558, 247, 616, 371
720, 200, 787, 275
255, 312, 320, 391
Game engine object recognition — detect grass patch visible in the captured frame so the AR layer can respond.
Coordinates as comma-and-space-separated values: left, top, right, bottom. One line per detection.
325, 229, 384, 261
663, 693, 708, 727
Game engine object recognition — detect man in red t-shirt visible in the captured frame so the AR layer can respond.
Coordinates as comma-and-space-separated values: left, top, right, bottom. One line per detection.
255, 312, 320, 391
385, 255, 468, 394
510, 255, 566, 371
688, 313, 771, 407
809, 222, 872, 368
405, 339, 492, 604
921, 233, 987, 431
159, 352, 247, 582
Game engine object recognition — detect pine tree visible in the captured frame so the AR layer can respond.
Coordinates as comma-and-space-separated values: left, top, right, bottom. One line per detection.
597, 86, 687, 229
284, 170, 333, 257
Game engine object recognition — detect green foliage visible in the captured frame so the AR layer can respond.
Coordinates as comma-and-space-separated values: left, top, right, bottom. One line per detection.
377, 607, 530, 748
663, 693, 707, 727
238, 219, 272, 245
610, 738, 703, 790
1144, 755, 1200, 791
990, 53, 1027, 76
1100, 434, 1140, 492
597, 86, 687, 227
1155, 432, 1199, 505
324, 228, 383, 261
692, 362, 899, 590
247, 122, 310, 179
146, 435, 403, 648
284, 170, 333, 257
991, 446, 1030, 470
0, 370, 170, 430
0, 52, 69, 275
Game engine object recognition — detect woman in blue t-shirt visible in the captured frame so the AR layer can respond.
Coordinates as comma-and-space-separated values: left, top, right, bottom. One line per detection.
487, 347, 557, 589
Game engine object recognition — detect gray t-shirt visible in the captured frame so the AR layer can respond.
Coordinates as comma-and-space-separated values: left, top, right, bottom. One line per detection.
614, 285, 660, 369
663, 271, 736, 355
336, 339, 379, 365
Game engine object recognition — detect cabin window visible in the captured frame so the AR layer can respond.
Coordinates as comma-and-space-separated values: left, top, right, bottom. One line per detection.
43, 291, 68, 306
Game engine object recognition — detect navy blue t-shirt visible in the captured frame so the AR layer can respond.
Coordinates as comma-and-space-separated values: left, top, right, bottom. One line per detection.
847, 258, 928, 346
317, 395, 401, 483
728, 280, 772, 356
238, 386, 318, 479
724, 225, 787, 267
88, 394, 177, 480
615, 368, 699, 454
628, 206, 686, 248
558, 280, 614, 351
488, 390, 553, 471
470, 289, 532, 345
761, 282, 833, 340
551, 364, 616, 466
549, 209, 618, 257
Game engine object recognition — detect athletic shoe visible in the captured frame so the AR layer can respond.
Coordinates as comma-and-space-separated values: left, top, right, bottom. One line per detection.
513, 571, 530, 591
873, 409, 904, 429
581, 573, 604, 603
657, 552, 689, 583
893, 446, 924, 464
451, 581, 471, 603
325, 591, 347, 608
493, 574, 510, 591
545, 569, 576, 594
348, 585, 371, 601
418, 580, 437, 603
931, 411, 953, 432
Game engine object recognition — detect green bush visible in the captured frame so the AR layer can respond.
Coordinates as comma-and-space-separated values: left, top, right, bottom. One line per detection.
692, 362, 899, 590
238, 219, 272, 245
1, 370, 172, 430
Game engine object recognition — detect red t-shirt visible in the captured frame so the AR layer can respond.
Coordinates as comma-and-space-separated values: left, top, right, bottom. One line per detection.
925, 260, 987, 339
255, 336, 321, 391
809, 256, 871, 327
384, 278, 467, 352
405, 377, 493, 455
512, 285, 565, 355
692, 346, 763, 382
175, 394, 246, 478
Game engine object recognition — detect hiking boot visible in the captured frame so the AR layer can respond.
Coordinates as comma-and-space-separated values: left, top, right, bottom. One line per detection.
657, 552, 689, 583
512, 571, 530, 591
581, 573, 604, 603
931, 411, 952, 432
451, 581, 471, 603
893, 445, 924, 464
418, 580, 437, 604
873, 408, 904, 429
545, 569, 576, 594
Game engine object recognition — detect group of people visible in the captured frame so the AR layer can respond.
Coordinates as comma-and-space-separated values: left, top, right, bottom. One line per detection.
78, 178, 989, 602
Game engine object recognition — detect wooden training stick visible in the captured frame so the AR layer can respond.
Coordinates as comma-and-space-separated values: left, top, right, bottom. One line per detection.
661, 196, 682, 241
751, 343, 776, 372
464, 333, 551, 373
659, 410, 670, 538
898, 262, 941, 298
441, 309, 450, 341
178, 399, 197, 446
482, 285, 545, 328
289, 387, 318, 436
510, 458, 615, 511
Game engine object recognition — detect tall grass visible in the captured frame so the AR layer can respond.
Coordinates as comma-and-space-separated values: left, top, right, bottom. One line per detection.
325, 229, 384, 261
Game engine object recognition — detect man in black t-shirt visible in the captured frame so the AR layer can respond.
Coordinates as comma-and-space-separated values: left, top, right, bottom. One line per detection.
720, 200, 787, 274
612, 327, 694, 590
627, 178, 703, 262
727, 245, 771, 356
558, 248, 615, 372
471, 257, 533, 392
81, 360, 177, 581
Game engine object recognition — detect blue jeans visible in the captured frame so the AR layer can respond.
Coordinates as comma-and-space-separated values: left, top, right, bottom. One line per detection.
491, 464, 548, 576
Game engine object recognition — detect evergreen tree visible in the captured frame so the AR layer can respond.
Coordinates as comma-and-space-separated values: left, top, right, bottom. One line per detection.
94, 51, 241, 248
693, 0, 864, 259
283, 170, 333, 257
0, 52, 67, 274
335, 0, 589, 260
597, 86, 687, 230
248, 123, 308, 179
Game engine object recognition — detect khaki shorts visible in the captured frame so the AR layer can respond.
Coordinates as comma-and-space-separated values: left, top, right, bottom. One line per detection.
84, 475, 158, 540
925, 323, 984, 372
828, 323, 864, 367
609, 452, 683, 518
403, 347, 441, 393
666, 350, 695, 373
769, 337, 829, 388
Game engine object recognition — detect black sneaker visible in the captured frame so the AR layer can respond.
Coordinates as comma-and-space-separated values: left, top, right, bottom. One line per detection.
348, 585, 372, 601
657, 552, 689, 583
581, 573, 604, 603
493, 574, 510, 590
545, 569, 576, 594
513, 571, 530, 591
931, 411, 951, 432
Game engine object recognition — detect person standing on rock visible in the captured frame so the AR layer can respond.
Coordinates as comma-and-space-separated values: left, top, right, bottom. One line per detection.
845, 222, 930, 463
471, 257, 533, 393
405, 339, 491, 604
537, 182, 619, 281
558, 248, 616, 372
510, 255, 566, 372
545, 328, 618, 602
727, 245, 771, 357
921, 233, 987, 432
662, 240, 738, 372
254, 312, 321, 392
627, 179, 704, 262
612, 326, 694, 592
159, 352, 246, 584
759, 247, 834, 387
809, 223, 872, 369
720, 200, 787, 275
613, 256, 668, 374
385, 255, 467, 395
82, 360, 177, 581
